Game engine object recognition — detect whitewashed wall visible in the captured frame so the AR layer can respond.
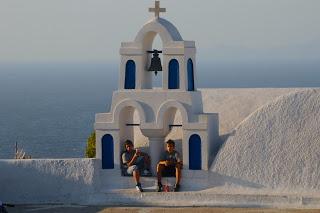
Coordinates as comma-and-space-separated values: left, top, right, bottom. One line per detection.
0, 159, 99, 204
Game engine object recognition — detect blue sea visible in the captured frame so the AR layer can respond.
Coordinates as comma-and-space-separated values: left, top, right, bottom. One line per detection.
0, 62, 319, 159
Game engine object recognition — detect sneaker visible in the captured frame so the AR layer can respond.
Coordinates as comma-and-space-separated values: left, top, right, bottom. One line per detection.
157, 183, 163, 192
136, 183, 143, 192
173, 184, 180, 192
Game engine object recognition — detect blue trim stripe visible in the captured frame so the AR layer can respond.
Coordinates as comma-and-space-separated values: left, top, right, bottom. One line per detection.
168, 59, 179, 89
102, 134, 114, 169
189, 134, 201, 170
125, 60, 136, 89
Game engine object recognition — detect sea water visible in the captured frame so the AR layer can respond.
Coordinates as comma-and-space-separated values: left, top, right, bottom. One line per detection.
0, 62, 319, 159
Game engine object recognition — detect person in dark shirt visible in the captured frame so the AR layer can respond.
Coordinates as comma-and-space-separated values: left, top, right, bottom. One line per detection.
121, 140, 151, 192
156, 139, 183, 192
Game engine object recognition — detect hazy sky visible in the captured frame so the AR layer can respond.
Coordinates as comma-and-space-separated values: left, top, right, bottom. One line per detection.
0, 0, 320, 64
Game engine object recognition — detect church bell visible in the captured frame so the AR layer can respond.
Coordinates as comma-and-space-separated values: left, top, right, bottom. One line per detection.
147, 49, 163, 75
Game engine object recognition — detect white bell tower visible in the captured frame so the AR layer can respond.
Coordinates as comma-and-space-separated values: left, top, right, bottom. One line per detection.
95, 1, 219, 175
119, 1, 197, 91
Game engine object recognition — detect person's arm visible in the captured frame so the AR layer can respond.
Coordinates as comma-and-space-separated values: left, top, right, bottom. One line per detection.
126, 151, 139, 167
159, 157, 176, 166
159, 160, 172, 167
158, 160, 167, 165
176, 152, 183, 166
122, 151, 138, 167
122, 153, 128, 167
158, 152, 169, 166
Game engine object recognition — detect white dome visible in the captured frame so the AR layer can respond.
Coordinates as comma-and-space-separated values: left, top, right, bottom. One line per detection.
135, 18, 183, 45
211, 89, 320, 191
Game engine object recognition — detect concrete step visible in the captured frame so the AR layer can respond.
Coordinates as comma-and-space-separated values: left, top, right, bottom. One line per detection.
88, 191, 320, 209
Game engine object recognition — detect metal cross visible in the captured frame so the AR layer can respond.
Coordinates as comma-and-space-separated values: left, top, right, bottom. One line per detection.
149, 1, 166, 18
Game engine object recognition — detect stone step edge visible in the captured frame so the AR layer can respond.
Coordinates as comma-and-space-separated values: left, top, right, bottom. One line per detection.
88, 192, 320, 208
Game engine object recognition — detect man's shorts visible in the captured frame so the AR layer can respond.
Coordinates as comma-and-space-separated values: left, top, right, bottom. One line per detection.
161, 165, 176, 177
126, 156, 145, 175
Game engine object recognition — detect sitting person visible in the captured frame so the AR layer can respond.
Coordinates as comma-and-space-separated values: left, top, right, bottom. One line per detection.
121, 140, 151, 192
156, 139, 183, 192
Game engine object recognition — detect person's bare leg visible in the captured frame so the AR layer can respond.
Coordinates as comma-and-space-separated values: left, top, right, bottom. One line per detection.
175, 164, 182, 185
133, 170, 140, 184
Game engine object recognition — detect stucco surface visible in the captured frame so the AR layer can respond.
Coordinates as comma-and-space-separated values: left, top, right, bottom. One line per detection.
2, 88, 320, 207
200, 88, 306, 135
133, 88, 313, 166
134, 88, 305, 148
0, 159, 99, 203
211, 89, 320, 191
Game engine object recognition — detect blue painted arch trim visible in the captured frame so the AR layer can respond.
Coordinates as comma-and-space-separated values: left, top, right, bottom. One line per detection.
102, 134, 114, 169
124, 60, 136, 89
187, 59, 195, 91
168, 59, 179, 89
189, 134, 201, 170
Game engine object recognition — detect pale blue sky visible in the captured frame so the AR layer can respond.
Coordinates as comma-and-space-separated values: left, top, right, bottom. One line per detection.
0, 0, 319, 64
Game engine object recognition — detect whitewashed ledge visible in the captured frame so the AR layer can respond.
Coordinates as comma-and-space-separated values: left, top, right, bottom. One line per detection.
0, 159, 320, 208
89, 192, 320, 209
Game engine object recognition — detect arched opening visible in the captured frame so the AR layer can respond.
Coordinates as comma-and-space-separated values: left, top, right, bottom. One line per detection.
189, 134, 201, 170
134, 20, 183, 90
118, 106, 149, 173
150, 34, 163, 89
187, 59, 195, 91
119, 106, 138, 148
124, 60, 136, 89
168, 59, 180, 89
139, 31, 165, 90
102, 134, 114, 169
165, 108, 183, 157
133, 110, 149, 150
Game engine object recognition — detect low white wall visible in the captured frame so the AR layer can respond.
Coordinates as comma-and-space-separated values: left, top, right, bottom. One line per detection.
1, 158, 320, 207
0, 159, 100, 204
0, 159, 218, 204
